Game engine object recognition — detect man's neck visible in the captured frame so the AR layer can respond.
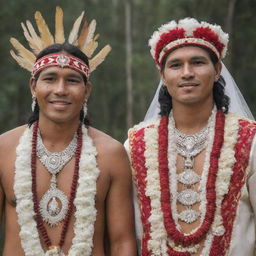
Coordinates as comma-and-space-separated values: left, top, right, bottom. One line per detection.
38, 117, 81, 151
172, 101, 214, 134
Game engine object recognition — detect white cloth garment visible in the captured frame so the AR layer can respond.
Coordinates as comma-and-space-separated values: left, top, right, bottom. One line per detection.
125, 63, 256, 255
125, 120, 256, 255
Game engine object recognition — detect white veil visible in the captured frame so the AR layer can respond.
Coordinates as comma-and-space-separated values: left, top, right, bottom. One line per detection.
144, 63, 254, 121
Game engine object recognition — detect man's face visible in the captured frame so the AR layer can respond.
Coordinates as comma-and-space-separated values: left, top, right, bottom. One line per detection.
161, 46, 221, 107
30, 66, 91, 124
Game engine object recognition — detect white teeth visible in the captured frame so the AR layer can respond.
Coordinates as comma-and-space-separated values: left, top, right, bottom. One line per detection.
52, 102, 68, 104
179, 84, 197, 87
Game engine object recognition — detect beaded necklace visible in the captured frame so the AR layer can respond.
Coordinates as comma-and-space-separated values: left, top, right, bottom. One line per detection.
32, 120, 82, 253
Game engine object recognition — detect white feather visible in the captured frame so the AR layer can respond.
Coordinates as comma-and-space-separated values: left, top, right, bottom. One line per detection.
68, 11, 84, 44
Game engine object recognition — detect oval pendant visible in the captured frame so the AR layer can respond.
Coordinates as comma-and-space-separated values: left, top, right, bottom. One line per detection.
179, 209, 199, 224
39, 187, 68, 227
177, 189, 199, 206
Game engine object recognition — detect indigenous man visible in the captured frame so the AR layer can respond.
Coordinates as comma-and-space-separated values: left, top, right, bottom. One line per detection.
126, 18, 256, 255
0, 7, 136, 256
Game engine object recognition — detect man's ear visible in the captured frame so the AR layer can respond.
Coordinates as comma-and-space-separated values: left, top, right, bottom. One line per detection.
30, 77, 36, 96
215, 61, 222, 81
85, 81, 92, 100
160, 71, 166, 86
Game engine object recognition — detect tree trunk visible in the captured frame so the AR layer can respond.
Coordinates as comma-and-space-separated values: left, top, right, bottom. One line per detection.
125, 1, 133, 128
224, 0, 237, 68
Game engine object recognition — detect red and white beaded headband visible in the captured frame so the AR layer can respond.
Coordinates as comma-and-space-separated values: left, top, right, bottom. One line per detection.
32, 53, 89, 78
149, 18, 229, 69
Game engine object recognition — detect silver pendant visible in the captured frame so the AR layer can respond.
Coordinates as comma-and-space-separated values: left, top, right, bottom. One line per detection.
178, 170, 200, 185
39, 184, 68, 227
177, 189, 199, 206
184, 157, 193, 169
178, 209, 199, 224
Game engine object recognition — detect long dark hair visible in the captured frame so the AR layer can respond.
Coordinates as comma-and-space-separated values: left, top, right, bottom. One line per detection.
158, 45, 230, 117
28, 43, 91, 127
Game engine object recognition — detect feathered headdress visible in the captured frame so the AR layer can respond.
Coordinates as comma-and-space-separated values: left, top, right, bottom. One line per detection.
149, 18, 229, 69
10, 6, 111, 75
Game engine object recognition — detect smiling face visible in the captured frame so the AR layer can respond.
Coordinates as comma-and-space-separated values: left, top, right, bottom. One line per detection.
161, 46, 221, 108
30, 65, 91, 125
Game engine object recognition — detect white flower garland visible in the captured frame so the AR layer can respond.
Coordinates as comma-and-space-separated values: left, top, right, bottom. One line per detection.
142, 113, 239, 255
197, 111, 216, 228
144, 119, 169, 256
14, 124, 99, 256
211, 113, 239, 236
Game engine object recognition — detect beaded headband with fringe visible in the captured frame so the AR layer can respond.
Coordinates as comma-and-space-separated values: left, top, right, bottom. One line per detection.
149, 18, 229, 69
10, 6, 111, 77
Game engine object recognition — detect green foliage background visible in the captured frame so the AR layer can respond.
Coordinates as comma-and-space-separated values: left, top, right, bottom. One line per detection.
1, 0, 256, 251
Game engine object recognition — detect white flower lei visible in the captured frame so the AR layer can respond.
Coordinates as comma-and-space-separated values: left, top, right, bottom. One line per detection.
144, 119, 168, 256
142, 112, 239, 255
14, 124, 100, 256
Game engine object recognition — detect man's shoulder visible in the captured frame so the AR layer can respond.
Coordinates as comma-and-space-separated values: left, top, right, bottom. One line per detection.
88, 127, 130, 176
226, 112, 256, 128
0, 125, 27, 149
129, 118, 161, 134
88, 126, 125, 155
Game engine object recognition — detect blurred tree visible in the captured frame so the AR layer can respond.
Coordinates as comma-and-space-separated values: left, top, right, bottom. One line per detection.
125, 0, 133, 129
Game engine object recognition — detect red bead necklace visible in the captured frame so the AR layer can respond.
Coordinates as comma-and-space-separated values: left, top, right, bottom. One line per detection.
158, 111, 225, 247
31, 120, 82, 248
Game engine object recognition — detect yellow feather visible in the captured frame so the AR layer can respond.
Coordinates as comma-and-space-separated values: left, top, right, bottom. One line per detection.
25, 20, 43, 54
89, 45, 111, 72
83, 33, 100, 56
10, 50, 34, 72
35, 11, 54, 48
81, 20, 97, 56
68, 11, 84, 44
78, 20, 88, 48
10, 37, 36, 63
94, 34, 100, 40
21, 22, 41, 54
55, 6, 65, 44
82, 41, 98, 58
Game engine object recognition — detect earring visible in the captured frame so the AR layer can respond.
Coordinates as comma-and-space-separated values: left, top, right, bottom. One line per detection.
83, 100, 87, 119
31, 96, 36, 112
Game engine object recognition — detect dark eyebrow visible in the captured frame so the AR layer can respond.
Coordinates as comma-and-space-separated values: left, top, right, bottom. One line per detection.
40, 71, 58, 77
67, 73, 83, 80
40, 71, 83, 80
166, 55, 209, 65
165, 58, 181, 66
190, 56, 208, 61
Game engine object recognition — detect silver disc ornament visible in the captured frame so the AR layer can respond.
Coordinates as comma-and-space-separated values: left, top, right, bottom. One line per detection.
39, 183, 68, 227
